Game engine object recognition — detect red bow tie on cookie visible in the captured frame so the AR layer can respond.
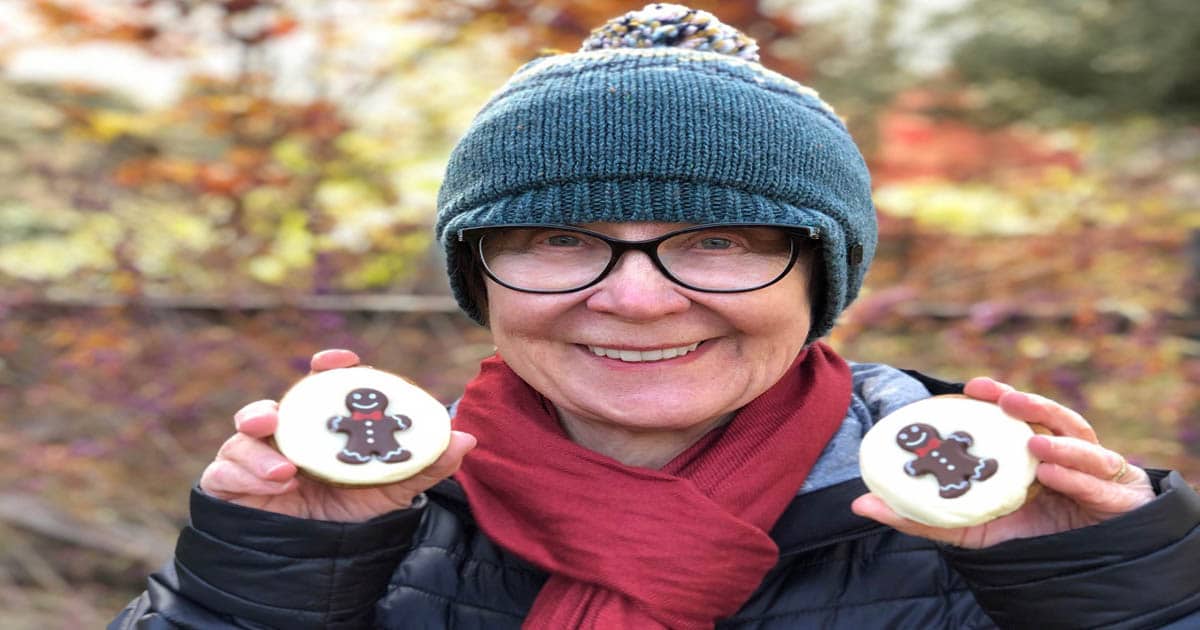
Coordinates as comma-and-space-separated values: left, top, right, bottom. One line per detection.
352, 410, 384, 421
914, 438, 942, 457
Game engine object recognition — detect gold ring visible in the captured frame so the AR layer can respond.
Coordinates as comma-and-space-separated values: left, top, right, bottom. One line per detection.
1111, 456, 1129, 483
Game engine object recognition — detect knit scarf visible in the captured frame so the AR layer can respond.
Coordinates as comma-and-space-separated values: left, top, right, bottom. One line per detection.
452, 342, 851, 629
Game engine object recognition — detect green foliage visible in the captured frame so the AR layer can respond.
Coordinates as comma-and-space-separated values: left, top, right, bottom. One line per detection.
939, 0, 1200, 124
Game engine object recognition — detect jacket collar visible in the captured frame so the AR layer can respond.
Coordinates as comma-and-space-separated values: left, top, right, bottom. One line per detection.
768, 477, 887, 556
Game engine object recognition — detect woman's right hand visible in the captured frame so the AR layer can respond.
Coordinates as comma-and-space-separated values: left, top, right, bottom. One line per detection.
199, 349, 477, 523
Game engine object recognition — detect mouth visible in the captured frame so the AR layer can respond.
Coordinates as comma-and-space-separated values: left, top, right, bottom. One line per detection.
585, 341, 702, 363
351, 402, 380, 410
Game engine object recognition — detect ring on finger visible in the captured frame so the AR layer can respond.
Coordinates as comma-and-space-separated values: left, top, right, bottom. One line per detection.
1110, 455, 1129, 483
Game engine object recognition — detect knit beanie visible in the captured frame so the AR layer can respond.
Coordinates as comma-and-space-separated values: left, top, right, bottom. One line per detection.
436, 3, 876, 342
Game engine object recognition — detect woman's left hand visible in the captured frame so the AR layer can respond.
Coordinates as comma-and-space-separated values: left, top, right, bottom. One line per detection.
851, 377, 1156, 548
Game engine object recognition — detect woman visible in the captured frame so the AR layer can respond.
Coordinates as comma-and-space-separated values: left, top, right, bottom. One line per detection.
112, 5, 1200, 629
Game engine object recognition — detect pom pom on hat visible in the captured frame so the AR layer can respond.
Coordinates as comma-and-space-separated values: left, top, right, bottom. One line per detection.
436, 4, 877, 343
581, 3, 760, 62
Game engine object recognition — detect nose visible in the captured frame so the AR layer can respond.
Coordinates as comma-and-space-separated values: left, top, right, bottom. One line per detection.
584, 250, 691, 320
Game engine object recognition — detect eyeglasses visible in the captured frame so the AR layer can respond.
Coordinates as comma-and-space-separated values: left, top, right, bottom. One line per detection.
458, 223, 820, 294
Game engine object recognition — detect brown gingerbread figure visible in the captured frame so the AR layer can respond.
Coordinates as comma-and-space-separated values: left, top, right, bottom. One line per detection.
326, 387, 413, 464
896, 423, 998, 499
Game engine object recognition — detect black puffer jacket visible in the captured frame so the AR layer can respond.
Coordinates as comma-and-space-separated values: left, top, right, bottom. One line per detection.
112, 468, 1200, 630
112, 368, 1200, 630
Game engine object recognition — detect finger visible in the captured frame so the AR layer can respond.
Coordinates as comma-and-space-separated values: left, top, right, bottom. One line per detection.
311, 349, 360, 372
215, 433, 297, 482
392, 431, 478, 492
233, 399, 279, 438
962, 377, 1016, 403
850, 493, 970, 547
998, 391, 1097, 443
1027, 435, 1125, 481
1035, 461, 1150, 513
201, 459, 298, 499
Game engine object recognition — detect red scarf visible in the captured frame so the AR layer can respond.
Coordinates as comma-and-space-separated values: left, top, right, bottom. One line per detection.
452, 342, 851, 629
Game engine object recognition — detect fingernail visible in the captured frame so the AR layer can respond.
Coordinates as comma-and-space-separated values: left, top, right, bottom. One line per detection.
1003, 391, 1031, 404
453, 431, 479, 450
314, 348, 353, 361
236, 400, 273, 421
263, 461, 292, 478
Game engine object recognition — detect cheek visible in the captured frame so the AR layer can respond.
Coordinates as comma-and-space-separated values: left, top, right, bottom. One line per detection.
485, 284, 578, 361
727, 280, 812, 348
488, 287, 550, 335
487, 301, 531, 358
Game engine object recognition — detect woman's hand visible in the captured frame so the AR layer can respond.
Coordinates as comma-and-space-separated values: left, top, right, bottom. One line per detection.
851, 377, 1155, 548
199, 349, 477, 523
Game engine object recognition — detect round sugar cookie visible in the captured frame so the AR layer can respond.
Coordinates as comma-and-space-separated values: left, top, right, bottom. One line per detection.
274, 367, 451, 486
859, 395, 1040, 528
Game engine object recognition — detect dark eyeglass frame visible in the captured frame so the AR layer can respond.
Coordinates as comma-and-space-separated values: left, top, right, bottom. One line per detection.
458, 223, 821, 294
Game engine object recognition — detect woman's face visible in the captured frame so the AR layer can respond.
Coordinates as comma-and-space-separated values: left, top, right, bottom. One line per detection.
486, 221, 814, 436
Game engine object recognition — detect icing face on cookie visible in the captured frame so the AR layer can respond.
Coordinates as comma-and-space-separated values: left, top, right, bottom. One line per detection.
346, 388, 388, 419
897, 423, 936, 452
896, 423, 999, 499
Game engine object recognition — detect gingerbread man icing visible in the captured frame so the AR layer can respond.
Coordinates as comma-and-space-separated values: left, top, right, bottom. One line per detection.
326, 387, 413, 464
896, 423, 998, 499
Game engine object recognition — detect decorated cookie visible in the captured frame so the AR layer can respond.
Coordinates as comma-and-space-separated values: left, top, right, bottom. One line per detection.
859, 395, 1040, 528
274, 367, 451, 486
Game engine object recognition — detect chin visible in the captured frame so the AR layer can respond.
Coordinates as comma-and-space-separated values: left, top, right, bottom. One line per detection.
591, 397, 734, 432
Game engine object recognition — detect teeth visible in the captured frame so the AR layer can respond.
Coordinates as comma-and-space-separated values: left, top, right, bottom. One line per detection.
588, 342, 700, 363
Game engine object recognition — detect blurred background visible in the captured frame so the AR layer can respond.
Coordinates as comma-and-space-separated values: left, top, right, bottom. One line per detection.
0, 0, 1196, 626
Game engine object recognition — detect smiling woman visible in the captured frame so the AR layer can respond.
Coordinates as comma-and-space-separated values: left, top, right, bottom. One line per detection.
481, 220, 817, 466
112, 4, 1200, 630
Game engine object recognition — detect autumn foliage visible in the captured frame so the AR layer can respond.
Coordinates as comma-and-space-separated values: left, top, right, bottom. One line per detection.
0, 1, 1196, 626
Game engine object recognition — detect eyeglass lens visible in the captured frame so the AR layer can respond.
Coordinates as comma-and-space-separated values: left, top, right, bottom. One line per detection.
478, 226, 797, 292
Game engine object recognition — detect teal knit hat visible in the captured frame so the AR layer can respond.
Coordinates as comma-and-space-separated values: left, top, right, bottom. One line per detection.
436, 3, 876, 342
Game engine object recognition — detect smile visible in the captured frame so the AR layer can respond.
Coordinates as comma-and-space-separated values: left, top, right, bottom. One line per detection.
586, 342, 701, 363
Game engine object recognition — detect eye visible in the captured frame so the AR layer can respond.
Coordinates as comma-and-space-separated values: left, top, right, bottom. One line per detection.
668, 230, 752, 254
353, 393, 362, 399
698, 237, 734, 250
545, 234, 583, 247
368, 393, 377, 399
